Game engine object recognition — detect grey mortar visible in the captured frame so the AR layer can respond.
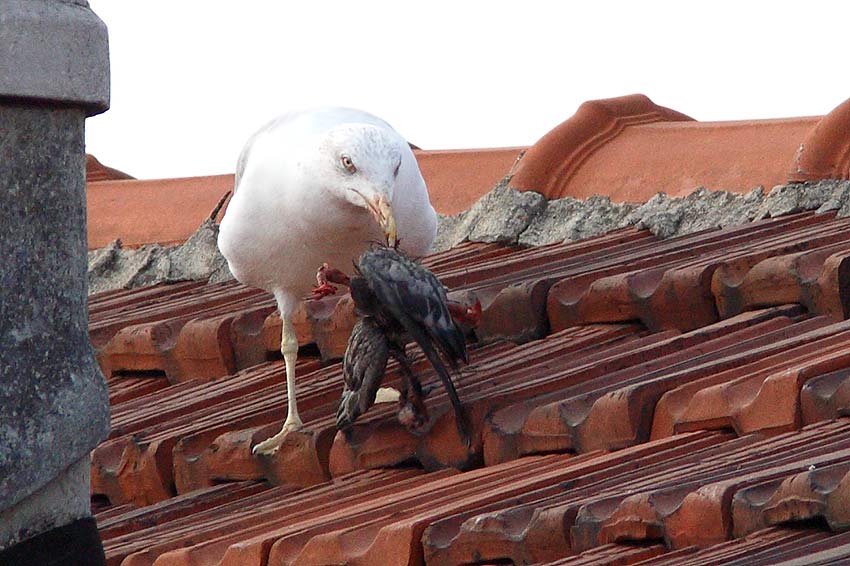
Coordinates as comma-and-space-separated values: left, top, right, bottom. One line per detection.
87, 179, 850, 294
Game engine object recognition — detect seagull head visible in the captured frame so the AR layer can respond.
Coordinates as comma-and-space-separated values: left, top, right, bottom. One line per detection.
324, 124, 403, 247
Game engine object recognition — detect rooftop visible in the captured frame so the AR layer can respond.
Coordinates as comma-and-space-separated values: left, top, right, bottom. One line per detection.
88, 94, 850, 565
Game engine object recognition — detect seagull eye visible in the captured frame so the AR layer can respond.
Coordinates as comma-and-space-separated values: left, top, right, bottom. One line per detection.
340, 155, 356, 174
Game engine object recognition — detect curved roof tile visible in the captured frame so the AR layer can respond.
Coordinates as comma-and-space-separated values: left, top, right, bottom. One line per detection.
510, 94, 847, 202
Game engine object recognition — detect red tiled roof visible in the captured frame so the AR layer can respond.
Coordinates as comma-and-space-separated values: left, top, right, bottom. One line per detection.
90, 207, 850, 564
85, 149, 521, 250
86, 154, 134, 182
85, 95, 850, 565
510, 94, 850, 202
86, 174, 233, 249
86, 95, 850, 251
414, 147, 523, 215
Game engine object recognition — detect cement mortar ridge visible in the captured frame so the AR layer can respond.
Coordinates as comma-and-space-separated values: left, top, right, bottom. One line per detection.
87, 178, 850, 295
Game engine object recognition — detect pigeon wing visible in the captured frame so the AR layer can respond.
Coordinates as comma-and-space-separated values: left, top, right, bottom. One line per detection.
358, 247, 467, 366
357, 248, 471, 443
337, 316, 390, 431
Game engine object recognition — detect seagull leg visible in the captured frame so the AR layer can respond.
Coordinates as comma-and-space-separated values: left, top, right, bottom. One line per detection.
253, 315, 303, 455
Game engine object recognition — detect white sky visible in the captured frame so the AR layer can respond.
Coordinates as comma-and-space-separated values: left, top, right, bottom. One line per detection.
85, 1, 850, 180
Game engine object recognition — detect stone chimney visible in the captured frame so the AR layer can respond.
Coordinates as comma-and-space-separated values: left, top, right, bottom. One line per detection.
0, 0, 111, 560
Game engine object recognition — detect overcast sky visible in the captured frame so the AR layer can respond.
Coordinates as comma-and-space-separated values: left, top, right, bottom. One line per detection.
85, 1, 850, 180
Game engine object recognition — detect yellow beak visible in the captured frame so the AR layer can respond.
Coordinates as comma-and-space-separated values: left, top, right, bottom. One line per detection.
375, 195, 397, 248
353, 188, 397, 248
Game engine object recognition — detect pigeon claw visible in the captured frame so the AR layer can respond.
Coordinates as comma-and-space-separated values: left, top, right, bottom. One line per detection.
398, 401, 428, 434
309, 282, 338, 300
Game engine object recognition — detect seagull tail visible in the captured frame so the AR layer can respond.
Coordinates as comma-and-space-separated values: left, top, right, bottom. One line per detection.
209, 190, 232, 223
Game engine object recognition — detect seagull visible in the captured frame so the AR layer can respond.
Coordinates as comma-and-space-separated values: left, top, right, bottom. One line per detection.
328, 246, 478, 445
217, 107, 437, 455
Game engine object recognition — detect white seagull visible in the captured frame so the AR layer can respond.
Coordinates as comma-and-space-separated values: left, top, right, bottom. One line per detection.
218, 107, 437, 455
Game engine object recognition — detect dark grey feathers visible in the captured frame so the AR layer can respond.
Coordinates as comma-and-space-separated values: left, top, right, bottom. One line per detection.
336, 246, 470, 444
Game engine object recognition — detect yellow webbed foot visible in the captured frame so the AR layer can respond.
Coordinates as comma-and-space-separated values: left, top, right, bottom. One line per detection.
252, 419, 303, 456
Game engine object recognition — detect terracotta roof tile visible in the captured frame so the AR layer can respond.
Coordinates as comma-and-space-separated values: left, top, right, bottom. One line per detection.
790, 97, 850, 182
424, 431, 729, 565
428, 420, 850, 564
96, 481, 268, 541
549, 212, 850, 332
90, 209, 850, 563
800, 368, 850, 424
86, 154, 134, 182
484, 306, 805, 463
99, 469, 423, 565
732, 461, 850, 539
727, 245, 850, 320
86, 174, 233, 250
333, 325, 642, 474
85, 148, 520, 250
546, 528, 840, 565
660, 420, 850, 550
93, 356, 328, 506
659, 323, 850, 437
94, 281, 273, 382
84, 99, 850, 565
105, 374, 168, 406
509, 94, 845, 202
413, 147, 524, 215
91, 242, 520, 384
541, 543, 668, 565
85, 96, 850, 251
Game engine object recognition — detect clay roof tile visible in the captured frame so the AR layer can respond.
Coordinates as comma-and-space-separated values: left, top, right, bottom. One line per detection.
88, 94, 850, 565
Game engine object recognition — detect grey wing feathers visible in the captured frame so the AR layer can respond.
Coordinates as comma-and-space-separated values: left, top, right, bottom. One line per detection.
337, 317, 391, 431
357, 247, 471, 444
358, 248, 467, 365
